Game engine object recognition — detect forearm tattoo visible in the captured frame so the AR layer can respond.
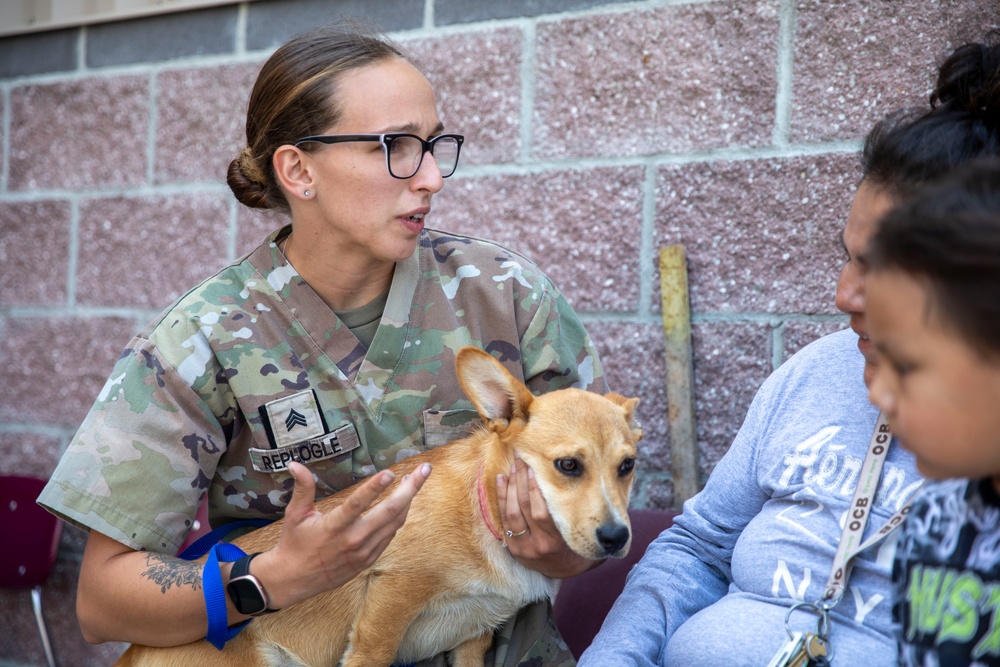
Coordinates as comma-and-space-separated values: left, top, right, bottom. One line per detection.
140, 553, 202, 594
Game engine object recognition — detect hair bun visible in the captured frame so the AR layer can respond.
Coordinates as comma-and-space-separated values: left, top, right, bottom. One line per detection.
932, 29, 1000, 123
227, 150, 274, 210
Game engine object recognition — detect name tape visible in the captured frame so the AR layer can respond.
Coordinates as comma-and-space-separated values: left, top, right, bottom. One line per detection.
249, 423, 360, 473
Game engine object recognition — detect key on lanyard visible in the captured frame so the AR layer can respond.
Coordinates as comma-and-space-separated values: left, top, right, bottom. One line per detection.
768, 601, 835, 667
766, 631, 830, 667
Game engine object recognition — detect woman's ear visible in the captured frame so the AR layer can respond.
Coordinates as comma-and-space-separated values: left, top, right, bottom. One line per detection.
273, 145, 315, 200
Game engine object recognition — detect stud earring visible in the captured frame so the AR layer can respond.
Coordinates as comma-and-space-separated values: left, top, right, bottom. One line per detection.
303, 190, 311, 197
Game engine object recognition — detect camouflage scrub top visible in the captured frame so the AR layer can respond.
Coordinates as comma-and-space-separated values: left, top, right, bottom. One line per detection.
39, 226, 606, 555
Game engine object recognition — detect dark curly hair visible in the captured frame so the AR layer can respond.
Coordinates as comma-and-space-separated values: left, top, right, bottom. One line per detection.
862, 29, 1000, 199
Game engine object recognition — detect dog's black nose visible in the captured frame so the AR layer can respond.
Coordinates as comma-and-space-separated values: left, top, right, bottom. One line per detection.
596, 523, 630, 555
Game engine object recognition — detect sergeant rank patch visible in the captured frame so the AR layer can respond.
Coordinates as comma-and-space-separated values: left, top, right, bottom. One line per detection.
252, 390, 360, 473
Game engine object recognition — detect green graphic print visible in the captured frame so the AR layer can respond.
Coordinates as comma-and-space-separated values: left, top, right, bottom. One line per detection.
894, 478, 1000, 666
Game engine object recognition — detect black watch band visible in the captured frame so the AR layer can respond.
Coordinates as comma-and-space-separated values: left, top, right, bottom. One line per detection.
226, 552, 277, 616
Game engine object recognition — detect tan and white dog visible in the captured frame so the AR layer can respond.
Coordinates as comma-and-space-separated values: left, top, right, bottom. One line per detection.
115, 346, 641, 667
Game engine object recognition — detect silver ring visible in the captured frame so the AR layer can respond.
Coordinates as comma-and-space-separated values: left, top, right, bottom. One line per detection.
784, 601, 832, 641
505, 528, 528, 538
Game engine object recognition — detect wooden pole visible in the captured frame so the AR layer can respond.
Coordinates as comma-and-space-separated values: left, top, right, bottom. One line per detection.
659, 245, 700, 508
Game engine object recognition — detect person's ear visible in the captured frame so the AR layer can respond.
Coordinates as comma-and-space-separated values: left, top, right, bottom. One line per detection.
273, 145, 316, 200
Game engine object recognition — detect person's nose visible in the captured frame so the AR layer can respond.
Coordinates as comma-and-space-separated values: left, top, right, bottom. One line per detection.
410, 151, 444, 194
835, 261, 866, 316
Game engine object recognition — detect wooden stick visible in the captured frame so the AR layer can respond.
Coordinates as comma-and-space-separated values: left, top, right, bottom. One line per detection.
659, 245, 700, 508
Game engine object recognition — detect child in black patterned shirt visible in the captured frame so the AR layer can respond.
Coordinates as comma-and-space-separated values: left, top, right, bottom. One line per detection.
866, 159, 1000, 666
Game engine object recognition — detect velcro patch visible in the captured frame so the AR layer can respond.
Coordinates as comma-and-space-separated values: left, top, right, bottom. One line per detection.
264, 390, 325, 448
249, 423, 361, 473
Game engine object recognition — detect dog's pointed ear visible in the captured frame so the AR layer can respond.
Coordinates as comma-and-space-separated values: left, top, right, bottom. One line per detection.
605, 393, 643, 439
456, 347, 534, 429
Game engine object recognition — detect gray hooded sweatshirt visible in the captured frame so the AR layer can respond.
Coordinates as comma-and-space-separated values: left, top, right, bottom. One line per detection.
580, 328, 922, 666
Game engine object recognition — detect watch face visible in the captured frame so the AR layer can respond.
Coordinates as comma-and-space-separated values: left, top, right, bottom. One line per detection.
227, 577, 267, 615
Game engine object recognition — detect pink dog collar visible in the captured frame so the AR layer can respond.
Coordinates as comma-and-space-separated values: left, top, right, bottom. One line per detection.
476, 466, 504, 542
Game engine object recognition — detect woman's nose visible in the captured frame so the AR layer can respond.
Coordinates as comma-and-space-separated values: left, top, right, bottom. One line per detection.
835, 261, 865, 316
411, 152, 444, 193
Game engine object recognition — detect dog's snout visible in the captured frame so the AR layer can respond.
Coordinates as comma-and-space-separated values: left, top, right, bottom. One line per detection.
596, 523, 630, 556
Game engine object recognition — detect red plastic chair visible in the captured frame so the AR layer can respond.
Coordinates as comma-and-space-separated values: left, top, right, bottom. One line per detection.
0, 476, 62, 667
177, 494, 211, 555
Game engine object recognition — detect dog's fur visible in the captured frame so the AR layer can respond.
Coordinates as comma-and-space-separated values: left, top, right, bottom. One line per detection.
115, 346, 641, 667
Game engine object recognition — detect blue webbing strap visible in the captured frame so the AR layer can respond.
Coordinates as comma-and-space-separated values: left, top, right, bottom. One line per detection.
204, 542, 251, 650
178, 518, 420, 661
176, 518, 272, 650
177, 518, 272, 560
201, 540, 417, 662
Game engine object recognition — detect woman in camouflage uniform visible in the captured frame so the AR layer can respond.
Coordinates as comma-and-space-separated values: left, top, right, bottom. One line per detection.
39, 22, 605, 667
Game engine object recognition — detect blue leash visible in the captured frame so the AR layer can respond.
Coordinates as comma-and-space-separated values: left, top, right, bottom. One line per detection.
178, 519, 272, 649
177, 519, 272, 560
178, 518, 417, 665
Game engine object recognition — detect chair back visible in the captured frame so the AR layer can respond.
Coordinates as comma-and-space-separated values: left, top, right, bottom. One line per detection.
554, 508, 678, 660
0, 476, 63, 588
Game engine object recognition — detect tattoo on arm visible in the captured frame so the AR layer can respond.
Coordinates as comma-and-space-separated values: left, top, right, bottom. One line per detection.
140, 553, 202, 594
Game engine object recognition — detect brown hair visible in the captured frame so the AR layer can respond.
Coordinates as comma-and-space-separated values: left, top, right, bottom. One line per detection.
227, 22, 407, 211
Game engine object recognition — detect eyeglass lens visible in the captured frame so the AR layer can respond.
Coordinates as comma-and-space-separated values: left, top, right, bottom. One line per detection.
388, 135, 460, 178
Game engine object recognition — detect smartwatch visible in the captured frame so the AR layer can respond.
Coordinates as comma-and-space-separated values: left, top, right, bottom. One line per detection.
226, 552, 277, 616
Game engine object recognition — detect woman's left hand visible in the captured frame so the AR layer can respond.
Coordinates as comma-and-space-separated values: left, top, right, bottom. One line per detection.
496, 452, 600, 578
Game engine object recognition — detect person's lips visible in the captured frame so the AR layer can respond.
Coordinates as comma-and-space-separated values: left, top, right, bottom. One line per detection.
856, 333, 874, 359
850, 316, 875, 360
397, 207, 428, 234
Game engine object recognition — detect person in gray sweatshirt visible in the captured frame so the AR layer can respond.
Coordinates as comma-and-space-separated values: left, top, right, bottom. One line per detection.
579, 31, 1000, 667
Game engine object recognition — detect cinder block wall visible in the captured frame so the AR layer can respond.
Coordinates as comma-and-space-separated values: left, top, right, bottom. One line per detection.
0, 0, 996, 664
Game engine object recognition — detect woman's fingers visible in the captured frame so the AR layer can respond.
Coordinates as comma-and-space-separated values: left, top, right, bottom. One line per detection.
499, 455, 537, 556
496, 471, 509, 509
358, 463, 432, 542
498, 454, 571, 568
338, 467, 398, 522
524, 464, 557, 534
335, 463, 432, 557
281, 461, 320, 526
513, 453, 533, 517
273, 462, 431, 596
500, 458, 530, 536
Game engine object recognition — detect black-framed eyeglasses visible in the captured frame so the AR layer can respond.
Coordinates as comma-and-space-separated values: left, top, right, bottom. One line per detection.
293, 133, 465, 179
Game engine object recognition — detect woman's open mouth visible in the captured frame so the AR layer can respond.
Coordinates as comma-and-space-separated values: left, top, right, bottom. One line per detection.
399, 212, 425, 234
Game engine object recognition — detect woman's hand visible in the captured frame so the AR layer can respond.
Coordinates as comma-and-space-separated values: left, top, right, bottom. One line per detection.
253, 460, 431, 610
496, 453, 598, 578
76, 461, 430, 646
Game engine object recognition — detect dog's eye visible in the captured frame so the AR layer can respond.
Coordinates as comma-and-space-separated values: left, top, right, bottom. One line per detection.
554, 458, 582, 476
618, 458, 635, 476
